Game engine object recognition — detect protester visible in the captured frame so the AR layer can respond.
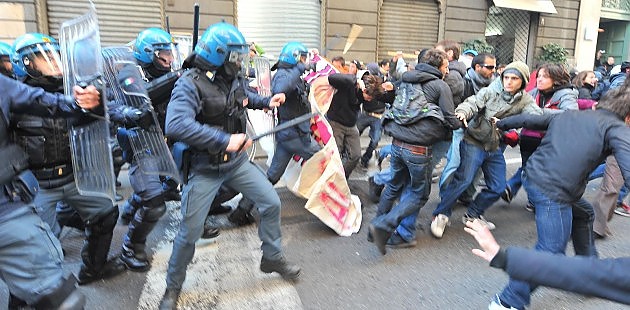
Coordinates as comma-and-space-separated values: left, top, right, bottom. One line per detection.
465, 219, 630, 306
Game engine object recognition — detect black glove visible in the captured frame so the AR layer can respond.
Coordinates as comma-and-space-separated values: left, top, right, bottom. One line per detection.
135, 109, 155, 131
120, 107, 153, 130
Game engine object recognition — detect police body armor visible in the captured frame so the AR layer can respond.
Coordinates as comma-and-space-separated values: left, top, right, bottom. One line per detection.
0, 110, 39, 203
11, 114, 74, 187
277, 78, 310, 123
185, 68, 248, 166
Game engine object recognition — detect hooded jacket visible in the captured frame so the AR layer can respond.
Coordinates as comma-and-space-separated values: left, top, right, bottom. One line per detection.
456, 74, 542, 150
444, 60, 467, 106
383, 63, 462, 145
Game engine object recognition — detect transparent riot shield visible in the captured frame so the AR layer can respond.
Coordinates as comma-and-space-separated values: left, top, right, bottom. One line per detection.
246, 56, 276, 163
59, 4, 116, 201
101, 47, 181, 183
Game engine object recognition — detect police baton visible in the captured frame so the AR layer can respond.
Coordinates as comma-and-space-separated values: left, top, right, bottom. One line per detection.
236, 111, 319, 152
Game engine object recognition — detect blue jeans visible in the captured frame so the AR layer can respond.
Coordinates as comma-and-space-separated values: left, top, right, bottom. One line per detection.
267, 134, 321, 185
499, 175, 573, 309
571, 198, 597, 257
166, 160, 283, 290
357, 113, 383, 165
395, 139, 450, 241
438, 128, 464, 188
432, 140, 506, 218
505, 135, 540, 200
372, 144, 431, 234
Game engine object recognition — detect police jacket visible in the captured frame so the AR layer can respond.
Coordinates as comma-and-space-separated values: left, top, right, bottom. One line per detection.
272, 62, 309, 139
497, 109, 630, 203
491, 246, 630, 305
383, 63, 462, 146
0, 75, 85, 214
11, 79, 99, 187
165, 67, 272, 172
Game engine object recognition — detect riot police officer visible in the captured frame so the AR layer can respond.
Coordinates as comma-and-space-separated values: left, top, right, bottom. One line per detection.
11, 33, 126, 285
114, 28, 186, 272
266, 41, 321, 183
158, 22, 299, 310
0, 71, 100, 309
0, 41, 14, 78
220, 41, 320, 232
119, 28, 182, 225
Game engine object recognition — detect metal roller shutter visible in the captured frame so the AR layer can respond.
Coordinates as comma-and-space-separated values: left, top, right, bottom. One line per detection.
47, 0, 163, 47
237, 0, 321, 60
378, 0, 439, 63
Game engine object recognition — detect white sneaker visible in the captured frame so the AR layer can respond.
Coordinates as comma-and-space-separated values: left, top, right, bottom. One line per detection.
462, 214, 496, 230
488, 294, 518, 310
430, 214, 449, 238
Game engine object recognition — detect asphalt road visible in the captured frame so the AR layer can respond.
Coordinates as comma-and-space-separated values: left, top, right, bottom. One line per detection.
3, 141, 630, 310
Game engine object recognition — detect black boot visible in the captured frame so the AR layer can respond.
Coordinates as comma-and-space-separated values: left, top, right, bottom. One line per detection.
158, 289, 181, 310
78, 208, 126, 285
78, 257, 127, 285
260, 257, 301, 280
368, 176, 384, 203
201, 225, 220, 239
209, 185, 238, 216
120, 243, 150, 272
121, 196, 166, 271
227, 197, 256, 226
120, 195, 141, 225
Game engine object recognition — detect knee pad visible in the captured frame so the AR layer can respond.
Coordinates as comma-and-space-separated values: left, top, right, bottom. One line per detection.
33, 272, 85, 310
90, 207, 119, 235
138, 195, 166, 223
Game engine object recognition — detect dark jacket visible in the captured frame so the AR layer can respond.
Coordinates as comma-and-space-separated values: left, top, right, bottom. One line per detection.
497, 109, 630, 203
444, 60, 466, 106
491, 246, 630, 305
577, 84, 594, 99
361, 89, 395, 114
166, 68, 271, 172
271, 62, 309, 139
327, 74, 361, 127
383, 63, 462, 146
0, 75, 84, 216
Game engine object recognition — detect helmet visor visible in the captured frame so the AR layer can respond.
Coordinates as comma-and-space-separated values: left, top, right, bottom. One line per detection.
152, 43, 182, 71
21, 42, 63, 77
227, 50, 250, 77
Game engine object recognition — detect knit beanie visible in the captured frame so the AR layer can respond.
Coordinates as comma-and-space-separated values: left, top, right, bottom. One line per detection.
501, 61, 530, 89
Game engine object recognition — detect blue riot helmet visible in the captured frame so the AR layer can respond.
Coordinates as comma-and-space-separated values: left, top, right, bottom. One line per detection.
278, 42, 308, 65
12, 33, 63, 85
0, 41, 14, 78
194, 22, 248, 69
134, 28, 182, 76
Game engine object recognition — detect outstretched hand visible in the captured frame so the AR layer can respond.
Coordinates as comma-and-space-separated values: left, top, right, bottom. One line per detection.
464, 219, 501, 262
73, 85, 100, 109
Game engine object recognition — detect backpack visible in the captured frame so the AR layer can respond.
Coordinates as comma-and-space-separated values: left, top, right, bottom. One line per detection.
383, 81, 442, 125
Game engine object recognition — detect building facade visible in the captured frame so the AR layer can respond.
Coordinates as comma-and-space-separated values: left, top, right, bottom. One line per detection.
1, 0, 628, 70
